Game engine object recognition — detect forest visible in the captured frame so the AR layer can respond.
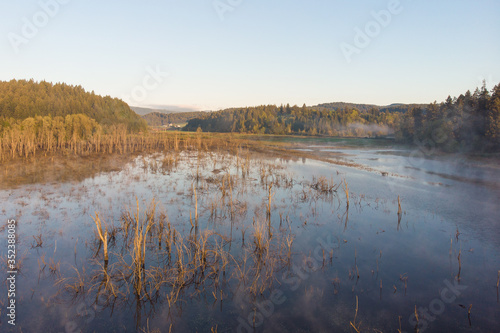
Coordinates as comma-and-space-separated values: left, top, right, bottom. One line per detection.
1, 78, 499, 160
185, 83, 500, 152
184, 103, 400, 137
142, 111, 208, 127
396, 83, 500, 152
0, 79, 147, 132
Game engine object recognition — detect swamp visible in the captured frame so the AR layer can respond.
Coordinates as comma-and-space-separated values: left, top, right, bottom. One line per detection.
1, 133, 499, 332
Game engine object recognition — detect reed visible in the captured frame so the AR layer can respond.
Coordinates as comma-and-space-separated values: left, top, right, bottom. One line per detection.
349, 295, 361, 333
457, 249, 462, 282
92, 213, 108, 263
193, 184, 198, 226
32, 234, 43, 248
49, 258, 60, 276
229, 173, 234, 220
285, 234, 294, 262
267, 183, 274, 219
344, 179, 349, 207
129, 198, 156, 295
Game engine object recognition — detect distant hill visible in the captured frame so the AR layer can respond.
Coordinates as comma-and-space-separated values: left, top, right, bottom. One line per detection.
315, 102, 427, 113
183, 102, 425, 136
142, 111, 209, 126
184, 104, 399, 136
131, 105, 208, 115
130, 106, 177, 116
0, 79, 147, 132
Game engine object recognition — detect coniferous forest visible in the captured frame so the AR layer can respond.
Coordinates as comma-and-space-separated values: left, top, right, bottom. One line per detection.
184, 83, 500, 152
1, 79, 499, 162
0, 79, 147, 131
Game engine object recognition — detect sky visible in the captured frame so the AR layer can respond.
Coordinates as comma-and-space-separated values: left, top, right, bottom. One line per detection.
1, 0, 499, 111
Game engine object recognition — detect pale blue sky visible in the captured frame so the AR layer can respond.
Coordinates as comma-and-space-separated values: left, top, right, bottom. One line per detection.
1, 0, 499, 110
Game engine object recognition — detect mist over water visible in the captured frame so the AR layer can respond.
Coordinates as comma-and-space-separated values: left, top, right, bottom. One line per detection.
1, 138, 499, 332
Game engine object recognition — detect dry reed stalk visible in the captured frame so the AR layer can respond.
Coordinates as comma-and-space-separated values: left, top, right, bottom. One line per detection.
349, 295, 360, 332
457, 249, 462, 281
130, 198, 156, 295
193, 185, 198, 226
267, 183, 274, 218
228, 173, 234, 220
92, 213, 108, 262
342, 179, 349, 207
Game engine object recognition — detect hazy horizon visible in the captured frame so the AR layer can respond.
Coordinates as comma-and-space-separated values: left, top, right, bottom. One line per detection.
2, 1, 499, 110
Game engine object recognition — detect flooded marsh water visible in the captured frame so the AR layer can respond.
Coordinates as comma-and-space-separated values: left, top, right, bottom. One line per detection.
1, 137, 499, 332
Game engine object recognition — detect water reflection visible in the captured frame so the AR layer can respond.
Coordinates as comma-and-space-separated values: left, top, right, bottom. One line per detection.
1, 140, 499, 332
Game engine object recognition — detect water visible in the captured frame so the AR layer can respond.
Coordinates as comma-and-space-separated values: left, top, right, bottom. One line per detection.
1, 138, 499, 332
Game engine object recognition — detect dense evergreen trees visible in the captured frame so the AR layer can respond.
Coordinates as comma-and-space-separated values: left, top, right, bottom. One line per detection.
142, 111, 208, 126
1, 78, 498, 156
185, 104, 399, 137
185, 83, 500, 152
395, 83, 500, 152
0, 79, 147, 132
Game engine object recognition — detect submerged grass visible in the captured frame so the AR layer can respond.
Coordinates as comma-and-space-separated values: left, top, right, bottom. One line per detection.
22, 133, 483, 332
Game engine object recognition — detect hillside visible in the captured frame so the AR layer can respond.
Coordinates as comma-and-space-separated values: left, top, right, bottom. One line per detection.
184, 104, 399, 137
183, 83, 500, 152
0, 79, 147, 132
314, 102, 427, 113
142, 111, 209, 126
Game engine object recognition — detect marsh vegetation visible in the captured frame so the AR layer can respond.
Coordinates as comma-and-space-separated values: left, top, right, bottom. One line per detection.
1, 134, 499, 332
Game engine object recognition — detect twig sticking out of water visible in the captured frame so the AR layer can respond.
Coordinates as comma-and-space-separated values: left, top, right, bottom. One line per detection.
32, 234, 43, 248
343, 179, 349, 208
468, 304, 472, 326
350, 295, 361, 333
497, 271, 499, 303
267, 183, 274, 219
193, 184, 198, 226
92, 213, 108, 263
457, 249, 462, 282
397, 195, 402, 228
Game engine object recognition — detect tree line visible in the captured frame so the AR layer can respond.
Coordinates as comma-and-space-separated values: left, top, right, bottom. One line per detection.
184, 83, 500, 152
396, 83, 500, 152
142, 111, 208, 127
184, 104, 399, 137
0, 79, 147, 132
